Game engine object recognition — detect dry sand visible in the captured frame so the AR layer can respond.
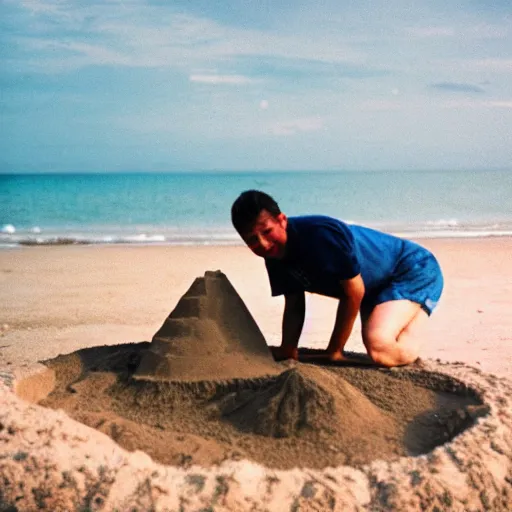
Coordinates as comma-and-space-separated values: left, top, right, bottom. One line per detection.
1, 238, 511, 376
1, 238, 512, 510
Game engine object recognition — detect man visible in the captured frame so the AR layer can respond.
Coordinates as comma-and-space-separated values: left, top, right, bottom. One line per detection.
231, 190, 443, 367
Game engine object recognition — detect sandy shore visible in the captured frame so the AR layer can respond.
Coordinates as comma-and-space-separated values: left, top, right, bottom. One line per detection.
1, 237, 511, 378
1, 238, 512, 510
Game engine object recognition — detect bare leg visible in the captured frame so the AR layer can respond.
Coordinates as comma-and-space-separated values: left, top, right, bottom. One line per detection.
361, 300, 429, 367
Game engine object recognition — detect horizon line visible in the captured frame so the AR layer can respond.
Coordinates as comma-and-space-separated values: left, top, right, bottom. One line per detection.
1, 168, 510, 176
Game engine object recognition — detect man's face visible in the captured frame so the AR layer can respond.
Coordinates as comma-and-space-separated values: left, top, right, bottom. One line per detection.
241, 209, 288, 259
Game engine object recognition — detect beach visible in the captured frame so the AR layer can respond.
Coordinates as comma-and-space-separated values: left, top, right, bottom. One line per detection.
3, 1, 512, 505
2, 238, 512, 510
1, 237, 511, 378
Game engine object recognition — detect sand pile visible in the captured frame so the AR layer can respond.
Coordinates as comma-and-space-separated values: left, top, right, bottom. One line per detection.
37, 341, 485, 470
2, 270, 511, 510
29, 272, 485, 470
218, 364, 399, 443
135, 270, 281, 381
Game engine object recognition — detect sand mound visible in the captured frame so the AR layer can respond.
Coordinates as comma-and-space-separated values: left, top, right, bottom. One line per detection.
135, 270, 280, 382
218, 367, 336, 437
33, 343, 485, 471
218, 365, 397, 445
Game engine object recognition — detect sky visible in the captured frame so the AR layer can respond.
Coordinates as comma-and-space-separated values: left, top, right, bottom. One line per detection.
1, 0, 512, 172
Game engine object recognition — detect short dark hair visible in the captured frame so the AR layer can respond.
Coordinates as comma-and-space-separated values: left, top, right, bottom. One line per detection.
231, 190, 281, 235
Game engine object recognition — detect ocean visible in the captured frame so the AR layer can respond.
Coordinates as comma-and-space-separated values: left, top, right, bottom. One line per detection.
1, 170, 511, 247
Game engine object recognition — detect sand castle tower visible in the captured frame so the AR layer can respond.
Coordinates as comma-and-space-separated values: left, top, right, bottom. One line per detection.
135, 270, 281, 382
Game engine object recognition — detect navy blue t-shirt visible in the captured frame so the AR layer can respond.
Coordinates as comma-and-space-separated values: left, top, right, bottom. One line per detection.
265, 215, 430, 298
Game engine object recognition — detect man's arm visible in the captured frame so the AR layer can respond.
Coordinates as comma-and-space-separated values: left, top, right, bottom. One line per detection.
272, 292, 305, 360
326, 273, 365, 357
302, 273, 368, 364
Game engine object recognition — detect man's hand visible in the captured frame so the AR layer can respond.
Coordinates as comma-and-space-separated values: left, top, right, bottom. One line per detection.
301, 349, 374, 366
300, 349, 349, 363
270, 345, 299, 361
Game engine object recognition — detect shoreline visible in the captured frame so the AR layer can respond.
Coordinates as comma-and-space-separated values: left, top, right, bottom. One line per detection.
1, 231, 512, 250
1, 238, 511, 379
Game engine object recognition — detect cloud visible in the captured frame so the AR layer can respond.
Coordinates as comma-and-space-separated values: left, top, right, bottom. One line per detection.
19, 0, 68, 17
7, 0, 367, 74
234, 55, 389, 82
442, 99, 512, 109
430, 82, 486, 93
469, 59, 512, 71
487, 101, 512, 108
360, 99, 401, 111
406, 26, 455, 38
271, 117, 324, 136
189, 74, 254, 84
469, 23, 509, 39
406, 23, 508, 40
437, 58, 512, 76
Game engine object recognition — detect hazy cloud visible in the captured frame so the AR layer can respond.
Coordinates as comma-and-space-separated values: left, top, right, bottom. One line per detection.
360, 99, 402, 111
430, 82, 486, 93
470, 59, 512, 71
189, 74, 254, 84
7, 0, 366, 74
406, 23, 508, 39
2, 0, 512, 171
271, 117, 324, 136
406, 26, 455, 38
442, 99, 512, 109
485, 100, 512, 109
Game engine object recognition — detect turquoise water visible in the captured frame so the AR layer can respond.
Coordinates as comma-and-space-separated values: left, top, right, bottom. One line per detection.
1, 170, 511, 246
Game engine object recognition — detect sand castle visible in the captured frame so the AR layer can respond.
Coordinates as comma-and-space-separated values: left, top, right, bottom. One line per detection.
135, 270, 281, 381
1, 270, 512, 510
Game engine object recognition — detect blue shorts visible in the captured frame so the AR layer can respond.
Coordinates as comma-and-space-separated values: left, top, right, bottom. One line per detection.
360, 251, 444, 317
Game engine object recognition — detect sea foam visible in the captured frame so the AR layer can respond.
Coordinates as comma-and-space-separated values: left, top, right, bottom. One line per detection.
1, 224, 16, 234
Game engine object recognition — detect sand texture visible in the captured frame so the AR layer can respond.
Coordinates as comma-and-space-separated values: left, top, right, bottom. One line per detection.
1, 358, 511, 511
1, 239, 512, 510
135, 270, 281, 382
35, 342, 484, 471
1, 239, 511, 377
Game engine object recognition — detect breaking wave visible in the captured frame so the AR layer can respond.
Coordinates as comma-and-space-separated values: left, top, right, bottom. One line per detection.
1, 219, 512, 249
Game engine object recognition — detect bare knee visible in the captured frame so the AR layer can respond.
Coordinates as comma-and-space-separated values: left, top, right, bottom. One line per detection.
364, 328, 395, 365
363, 327, 392, 355
364, 329, 419, 367
370, 347, 419, 367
